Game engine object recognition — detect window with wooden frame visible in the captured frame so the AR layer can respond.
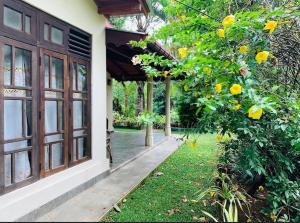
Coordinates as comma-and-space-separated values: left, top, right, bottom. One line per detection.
69, 57, 91, 165
0, 37, 38, 194
0, 0, 92, 195
39, 49, 69, 177
38, 13, 68, 53
0, 0, 37, 45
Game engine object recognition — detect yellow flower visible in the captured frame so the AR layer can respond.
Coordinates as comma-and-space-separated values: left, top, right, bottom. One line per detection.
258, 186, 264, 192
162, 71, 170, 77
180, 15, 187, 21
230, 84, 242, 95
215, 84, 222, 93
270, 212, 277, 222
248, 105, 263, 120
239, 45, 248, 54
233, 104, 241, 110
215, 134, 223, 141
204, 67, 212, 75
255, 51, 269, 64
178, 47, 188, 59
222, 15, 235, 28
217, 29, 225, 38
210, 191, 216, 197
264, 21, 277, 34
184, 84, 189, 91
190, 142, 197, 149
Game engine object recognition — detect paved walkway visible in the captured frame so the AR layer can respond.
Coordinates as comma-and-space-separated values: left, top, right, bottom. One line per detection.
36, 136, 182, 222
111, 131, 166, 168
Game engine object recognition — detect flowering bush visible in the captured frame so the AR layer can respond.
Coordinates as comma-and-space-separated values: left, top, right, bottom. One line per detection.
131, 1, 300, 221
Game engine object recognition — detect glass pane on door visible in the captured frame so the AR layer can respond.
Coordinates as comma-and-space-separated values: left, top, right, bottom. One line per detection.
4, 100, 23, 140
3, 45, 12, 86
15, 48, 32, 87
51, 57, 64, 89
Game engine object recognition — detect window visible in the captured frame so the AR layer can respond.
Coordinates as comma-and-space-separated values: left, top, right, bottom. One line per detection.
0, 0, 92, 195
0, 38, 39, 194
70, 58, 91, 165
4, 7, 22, 31
40, 49, 69, 176
0, 0, 37, 45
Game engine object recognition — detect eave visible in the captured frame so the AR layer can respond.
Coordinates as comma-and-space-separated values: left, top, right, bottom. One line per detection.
94, 0, 150, 17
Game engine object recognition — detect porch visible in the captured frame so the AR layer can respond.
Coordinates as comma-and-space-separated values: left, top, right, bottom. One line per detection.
111, 130, 166, 169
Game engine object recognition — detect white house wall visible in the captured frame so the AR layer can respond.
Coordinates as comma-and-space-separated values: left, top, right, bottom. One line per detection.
0, 0, 109, 221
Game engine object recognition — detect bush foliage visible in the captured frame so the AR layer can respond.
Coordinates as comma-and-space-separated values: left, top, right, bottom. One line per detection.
132, 0, 300, 221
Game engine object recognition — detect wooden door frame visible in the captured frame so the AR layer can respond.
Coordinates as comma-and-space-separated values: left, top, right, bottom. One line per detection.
39, 48, 69, 178
0, 36, 38, 194
68, 56, 91, 166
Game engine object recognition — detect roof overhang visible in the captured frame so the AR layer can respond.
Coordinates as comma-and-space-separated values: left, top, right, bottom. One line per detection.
106, 28, 175, 82
95, 0, 150, 17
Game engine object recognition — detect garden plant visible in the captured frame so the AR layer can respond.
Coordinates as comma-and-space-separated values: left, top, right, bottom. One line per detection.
130, 0, 300, 221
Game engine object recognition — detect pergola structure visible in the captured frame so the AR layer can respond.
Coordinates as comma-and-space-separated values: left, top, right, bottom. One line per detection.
106, 28, 175, 146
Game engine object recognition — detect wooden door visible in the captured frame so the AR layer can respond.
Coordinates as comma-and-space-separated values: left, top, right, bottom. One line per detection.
39, 49, 68, 177
0, 37, 38, 194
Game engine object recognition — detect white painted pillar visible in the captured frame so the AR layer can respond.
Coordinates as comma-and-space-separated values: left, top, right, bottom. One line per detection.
165, 76, 171, 136
106, 73, 114, 132
145, 76, 153, 147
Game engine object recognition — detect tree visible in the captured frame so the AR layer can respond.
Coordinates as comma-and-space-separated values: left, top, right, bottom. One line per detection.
133, 0, 300, 221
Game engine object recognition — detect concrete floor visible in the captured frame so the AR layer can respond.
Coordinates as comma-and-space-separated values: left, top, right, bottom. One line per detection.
111, 130, 166, 168
36, 136, 182, 222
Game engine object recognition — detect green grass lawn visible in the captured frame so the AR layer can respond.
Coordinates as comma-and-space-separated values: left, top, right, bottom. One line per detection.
102, 134, 219, 222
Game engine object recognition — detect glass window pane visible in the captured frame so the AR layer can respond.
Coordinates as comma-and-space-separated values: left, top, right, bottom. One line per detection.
5, 155, 12, 186
4, 7, 22, 31
3, 45, 12, 85
73, 63, 77, 90
51, 57, 64, 89
78, 137, 87, 159
45, 145, 49, 170
73, 139, 77, 161
58, 101, 64, 131
51, 143, 63, 168
83, 101, 88, 127
25, 16, 31, 34
15, 48, 32, 87
44, 24, 49, 41
44, 55, 50, 88
45, 134, 63, 143
4, 100, 23, 140
51, 27, 63, 45
15, 151, 31, 183
78, 64, 87, 91
45, 101, 57, 133
73, 101, 82, 129
4, 140, 31, 152
26, 100, 32, 137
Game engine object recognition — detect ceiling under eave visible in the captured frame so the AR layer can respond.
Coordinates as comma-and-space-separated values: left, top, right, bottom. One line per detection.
94, 0, 149, 17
